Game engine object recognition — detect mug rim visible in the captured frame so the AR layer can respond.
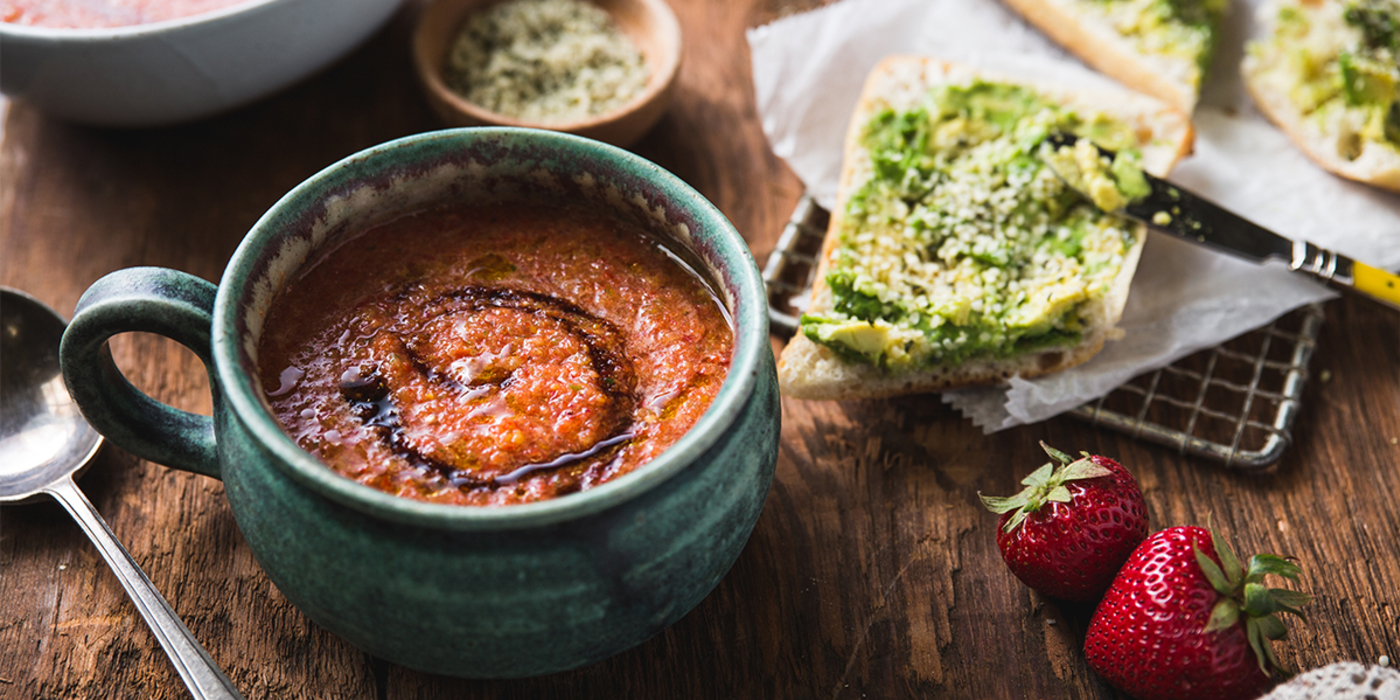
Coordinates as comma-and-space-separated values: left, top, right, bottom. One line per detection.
211, 127, 769, 530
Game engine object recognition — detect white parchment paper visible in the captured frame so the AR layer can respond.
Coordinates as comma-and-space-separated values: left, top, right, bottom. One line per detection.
748, 0, 1400, 430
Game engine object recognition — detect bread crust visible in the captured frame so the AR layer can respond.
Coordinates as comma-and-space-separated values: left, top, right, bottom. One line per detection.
1001, 0, 1203, 113
776, 56, 1193, 401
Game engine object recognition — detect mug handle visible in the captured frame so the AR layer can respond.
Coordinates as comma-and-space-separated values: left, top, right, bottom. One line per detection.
60, 267, 223, 480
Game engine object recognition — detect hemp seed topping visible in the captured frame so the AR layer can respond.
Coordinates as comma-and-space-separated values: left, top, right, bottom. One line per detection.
443, 0, 650, 124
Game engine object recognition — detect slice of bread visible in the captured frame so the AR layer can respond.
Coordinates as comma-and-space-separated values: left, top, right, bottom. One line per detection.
777, 56, 1193, 401
1243, 0, 1400, 193
1000, 0, 1221, 113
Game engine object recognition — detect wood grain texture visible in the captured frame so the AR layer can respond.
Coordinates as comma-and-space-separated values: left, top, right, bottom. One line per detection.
3, 0, 1399, 698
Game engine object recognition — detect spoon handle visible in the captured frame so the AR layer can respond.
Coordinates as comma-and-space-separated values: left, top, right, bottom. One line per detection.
44, 476, 244, 700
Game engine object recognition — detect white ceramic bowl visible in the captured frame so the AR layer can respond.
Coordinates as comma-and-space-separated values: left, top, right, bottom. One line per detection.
0, 0, 405, 127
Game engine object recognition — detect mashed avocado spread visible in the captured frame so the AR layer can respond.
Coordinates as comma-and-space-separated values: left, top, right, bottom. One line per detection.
1041, 137, 1152, 212
800, 81, 1144, 371
1252, 0, 1400, 157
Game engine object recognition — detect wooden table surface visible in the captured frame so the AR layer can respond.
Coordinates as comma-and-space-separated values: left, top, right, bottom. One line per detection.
3, 1, 1400, 698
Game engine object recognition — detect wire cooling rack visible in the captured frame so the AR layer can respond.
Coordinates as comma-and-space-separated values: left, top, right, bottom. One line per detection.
763, 195, 1325, 470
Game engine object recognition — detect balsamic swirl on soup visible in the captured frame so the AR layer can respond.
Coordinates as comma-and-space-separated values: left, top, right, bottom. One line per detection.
257, 205, 732, 506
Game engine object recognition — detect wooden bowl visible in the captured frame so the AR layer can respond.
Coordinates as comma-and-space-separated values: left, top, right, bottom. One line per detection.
412, 0, 681, 147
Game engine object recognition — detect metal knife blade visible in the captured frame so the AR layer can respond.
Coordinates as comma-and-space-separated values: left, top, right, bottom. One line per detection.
1042, 131, 1400, 312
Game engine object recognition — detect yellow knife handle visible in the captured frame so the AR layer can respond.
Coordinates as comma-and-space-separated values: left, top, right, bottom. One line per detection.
1295, 241, 1400, 311
1352, 260, 1400, 310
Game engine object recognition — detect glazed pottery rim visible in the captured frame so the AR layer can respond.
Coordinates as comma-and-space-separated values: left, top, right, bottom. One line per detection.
213, 127, 768, 531
0, 0, 280, 38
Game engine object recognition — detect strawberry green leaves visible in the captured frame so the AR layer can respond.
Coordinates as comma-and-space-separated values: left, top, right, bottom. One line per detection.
1194, 532, 1312, 679
1196, 545, 1237, 596
980, 441, 1115, 534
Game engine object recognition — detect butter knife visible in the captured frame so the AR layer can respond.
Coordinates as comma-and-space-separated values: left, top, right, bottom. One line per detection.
1043, 131, 1400, 312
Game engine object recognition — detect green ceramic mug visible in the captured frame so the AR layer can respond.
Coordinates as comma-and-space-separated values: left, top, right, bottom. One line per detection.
58, 128, 780, 678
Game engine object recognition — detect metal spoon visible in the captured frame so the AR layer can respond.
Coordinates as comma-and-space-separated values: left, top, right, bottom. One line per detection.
0, 287, 243, 700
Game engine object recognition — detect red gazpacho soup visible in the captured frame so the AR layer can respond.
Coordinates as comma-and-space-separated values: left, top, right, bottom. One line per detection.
257, 204, 733, 507
2, 0, 251, 28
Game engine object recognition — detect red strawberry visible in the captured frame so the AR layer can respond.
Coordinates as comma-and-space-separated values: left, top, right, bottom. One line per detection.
979, 442, 1148, 602
1084, 526, 1312, 700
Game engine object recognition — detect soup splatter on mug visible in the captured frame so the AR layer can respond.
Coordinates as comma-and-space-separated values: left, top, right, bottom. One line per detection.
257, 203, 733, 506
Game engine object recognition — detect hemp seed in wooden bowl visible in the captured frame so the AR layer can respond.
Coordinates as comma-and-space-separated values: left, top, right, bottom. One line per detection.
413, 0, 681, 147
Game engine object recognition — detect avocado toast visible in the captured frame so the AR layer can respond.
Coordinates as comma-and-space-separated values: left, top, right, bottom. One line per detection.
1000, 0, 1227, 113
777, 57, 1194, 401
1244, 0, 1400, 192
